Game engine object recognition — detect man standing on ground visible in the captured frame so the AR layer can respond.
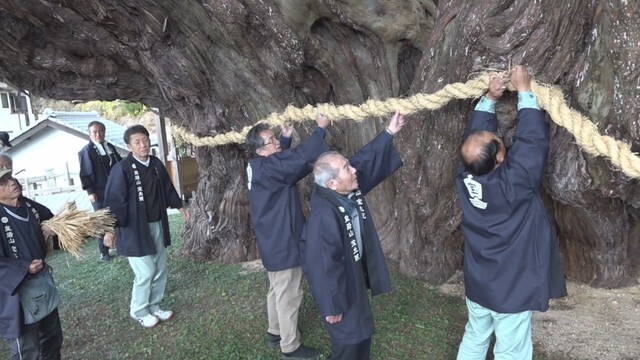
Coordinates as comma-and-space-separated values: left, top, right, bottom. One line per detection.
104, 125, 188, 328
246, 115, 330, 359
455, 66, 567, 359
0, 165, 63, 359
79, 120, 123, 261
300, 110, 405, 360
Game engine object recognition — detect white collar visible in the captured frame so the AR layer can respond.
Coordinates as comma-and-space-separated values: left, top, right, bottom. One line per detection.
132, 155, 150, 167
91, 140, 106, 155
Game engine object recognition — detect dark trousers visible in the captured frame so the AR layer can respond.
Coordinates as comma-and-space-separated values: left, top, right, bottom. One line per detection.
91, 199, 109, 256
328, 338, 372, 360
7, 308, 63, 360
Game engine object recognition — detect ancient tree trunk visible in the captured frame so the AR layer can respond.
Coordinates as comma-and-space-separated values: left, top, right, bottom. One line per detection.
0, 0, 638, 286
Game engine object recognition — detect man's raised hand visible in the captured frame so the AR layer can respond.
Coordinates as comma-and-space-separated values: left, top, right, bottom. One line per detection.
511, 65, 532, 92
316, 114, 331, 129
280, 122, 294, 138
387, 110, 405, 135
487, 76, 508, 100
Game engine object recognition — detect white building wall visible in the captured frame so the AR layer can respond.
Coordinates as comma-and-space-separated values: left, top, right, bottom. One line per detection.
0, 82, 37, 136
10, 127, 86, 190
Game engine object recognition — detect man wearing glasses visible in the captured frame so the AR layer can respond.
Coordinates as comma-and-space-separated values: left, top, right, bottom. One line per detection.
246, 115, 330, 359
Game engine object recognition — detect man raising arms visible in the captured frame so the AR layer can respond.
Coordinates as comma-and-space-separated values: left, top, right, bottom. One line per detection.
246, 115, 330, 359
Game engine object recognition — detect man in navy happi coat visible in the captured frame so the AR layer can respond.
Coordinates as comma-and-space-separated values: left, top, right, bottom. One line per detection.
246, 115, 330, 359
0, 165, 63, 359
104, 125, 188, 329
78, 120, 123, 261
455, 66, 566, 360
300, 110, 405, 360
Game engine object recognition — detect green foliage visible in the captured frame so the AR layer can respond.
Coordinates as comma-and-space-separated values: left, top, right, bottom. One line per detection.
31, 97, 75, 115
31, 96, 149, 125
74, 100, 147, 121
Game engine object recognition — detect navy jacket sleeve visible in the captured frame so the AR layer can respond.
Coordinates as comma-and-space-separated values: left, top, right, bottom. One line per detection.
0, 258, 29, 296
78, 146, 97, 195
303, 205, 349, 317
350, 131, 403, 195
504, 108, 549, 190
463, 110, 498, 139
0, 254, 29, 339
104, 162, 129, 228
280, 136, 292, 150
260, 127, 329, 186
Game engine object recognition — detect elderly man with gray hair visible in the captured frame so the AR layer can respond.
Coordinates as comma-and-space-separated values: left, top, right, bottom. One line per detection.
0, 154, 63, 359
300, 110, 405, 360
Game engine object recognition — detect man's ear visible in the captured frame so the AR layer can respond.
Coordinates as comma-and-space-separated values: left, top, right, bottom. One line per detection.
256, 148, 264, 156
327, 179, 337, 191
496, 150, 505, 166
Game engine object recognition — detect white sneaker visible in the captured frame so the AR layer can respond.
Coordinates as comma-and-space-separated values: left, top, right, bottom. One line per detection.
131, 314, 159, 328
151, 309, 174, 321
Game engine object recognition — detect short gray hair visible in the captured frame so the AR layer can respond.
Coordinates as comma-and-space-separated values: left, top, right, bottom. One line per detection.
313, 151, 341, 188
0, 152, 12, 169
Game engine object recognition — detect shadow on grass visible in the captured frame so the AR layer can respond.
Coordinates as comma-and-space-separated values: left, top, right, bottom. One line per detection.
1, 214, 563, 359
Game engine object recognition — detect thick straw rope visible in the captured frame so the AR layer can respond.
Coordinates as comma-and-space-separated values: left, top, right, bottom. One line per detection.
171, 71, 640, 179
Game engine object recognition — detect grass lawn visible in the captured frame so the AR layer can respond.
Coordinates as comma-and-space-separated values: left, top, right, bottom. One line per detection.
2, 214, 558, 359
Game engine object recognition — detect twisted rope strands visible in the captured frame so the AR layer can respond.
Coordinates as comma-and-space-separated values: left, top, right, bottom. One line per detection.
170, 71, 640, 179
531, 81, 640, 178
169, 74, 493, 147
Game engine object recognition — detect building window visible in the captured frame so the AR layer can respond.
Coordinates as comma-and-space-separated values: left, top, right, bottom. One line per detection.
9, 94, 28, 113
0, 93, 8, 109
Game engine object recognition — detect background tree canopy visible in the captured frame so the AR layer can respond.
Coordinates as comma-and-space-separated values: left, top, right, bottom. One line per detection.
1, 0, 638, 287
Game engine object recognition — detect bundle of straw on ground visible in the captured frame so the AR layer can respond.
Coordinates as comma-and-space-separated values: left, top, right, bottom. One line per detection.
42, 202, 116, 259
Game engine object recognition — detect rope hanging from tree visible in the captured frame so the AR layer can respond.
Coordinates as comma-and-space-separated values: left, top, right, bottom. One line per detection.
170, 71, 640, 179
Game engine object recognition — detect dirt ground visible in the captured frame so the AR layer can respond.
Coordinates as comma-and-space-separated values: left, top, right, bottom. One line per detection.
438, 271, 640, 360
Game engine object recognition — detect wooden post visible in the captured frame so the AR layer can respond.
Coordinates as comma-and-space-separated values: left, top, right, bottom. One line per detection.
173, 157, 183, 200
65, 161, 71, 186
154, 109, 169, 166
153, 108, 184, 200
23, 175, 30, 198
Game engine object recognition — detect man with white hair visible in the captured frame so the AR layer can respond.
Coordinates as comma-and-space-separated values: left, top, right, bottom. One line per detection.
300, 110, 405, 360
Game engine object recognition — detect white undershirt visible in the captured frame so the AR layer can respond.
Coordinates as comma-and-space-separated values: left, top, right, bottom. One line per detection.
132, 155, 150, 167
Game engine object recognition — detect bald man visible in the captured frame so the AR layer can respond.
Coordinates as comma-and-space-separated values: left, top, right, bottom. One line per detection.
455, 66, 566, 360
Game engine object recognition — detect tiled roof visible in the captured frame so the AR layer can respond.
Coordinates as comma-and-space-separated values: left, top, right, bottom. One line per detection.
6, 108, 158, 152
41, 109, 130, 149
